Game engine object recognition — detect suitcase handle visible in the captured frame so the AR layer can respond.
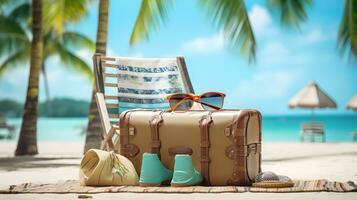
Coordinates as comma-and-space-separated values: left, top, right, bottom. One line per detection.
168, 146, 193, 156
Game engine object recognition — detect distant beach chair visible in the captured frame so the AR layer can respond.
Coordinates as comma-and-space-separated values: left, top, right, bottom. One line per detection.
0, 114, 15, 139
300, 122, 326, 142
353, 132, 357, 142
93, 53, 195, 151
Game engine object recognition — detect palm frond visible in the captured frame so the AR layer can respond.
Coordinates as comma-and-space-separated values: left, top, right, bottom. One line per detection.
199, 0, 256, 63
0, 47, 30, 76
9, 2, 31, 23
63, 31, 95, 50
54, 41, 93, 79
130, 0, 173, 45
268, 0, 312, 29
43, 0, 92, 34
0, 0, 11, 13
0, 14, 30, 55
338, 0, 357, 60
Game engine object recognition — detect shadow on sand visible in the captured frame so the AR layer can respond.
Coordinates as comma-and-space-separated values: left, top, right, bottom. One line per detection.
0, 156, 81, 171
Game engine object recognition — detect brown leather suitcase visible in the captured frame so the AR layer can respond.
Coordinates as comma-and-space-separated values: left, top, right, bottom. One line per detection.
118, 109, 262, 186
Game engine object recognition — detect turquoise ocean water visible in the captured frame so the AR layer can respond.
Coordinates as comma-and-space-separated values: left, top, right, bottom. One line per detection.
2, 115, 357, 142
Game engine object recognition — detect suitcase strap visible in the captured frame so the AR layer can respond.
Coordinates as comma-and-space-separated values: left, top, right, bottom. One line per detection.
149, 111, 165, 158
119, 111, 140, 158
199, 113, 213, 186
226, 111, 250, 185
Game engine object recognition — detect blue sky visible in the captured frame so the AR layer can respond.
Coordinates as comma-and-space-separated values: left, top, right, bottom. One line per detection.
0, 0, 356, 115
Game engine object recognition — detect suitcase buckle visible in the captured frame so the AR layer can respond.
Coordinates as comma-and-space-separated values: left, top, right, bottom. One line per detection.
151, 140, 161, 148
200, 157, 211, 163
225, 127, 232, 137
150, 115, 163, 125
199, 115, 213, 127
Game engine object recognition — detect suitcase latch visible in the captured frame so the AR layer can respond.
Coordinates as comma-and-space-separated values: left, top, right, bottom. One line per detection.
247, 143, 260, 155
225, 127, 232, 137
129, 127, 135, 136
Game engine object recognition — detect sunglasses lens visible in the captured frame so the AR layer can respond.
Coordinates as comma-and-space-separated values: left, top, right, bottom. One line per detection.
200, 93, 224, 110
168, 94, 193, 111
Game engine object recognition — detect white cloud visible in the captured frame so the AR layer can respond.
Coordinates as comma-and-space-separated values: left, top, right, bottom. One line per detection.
180, 33, 225, 54
258, 40, 315, 67
180, 4, 274, 55
296, 28, 332, 45
107, 48, 143, 58
258, 41, 292, 66
248, 4, 274, 36
263, 42, 290, 56
128, 52, 144, 58
237, 69, 299, 100
42, 65, 92, 101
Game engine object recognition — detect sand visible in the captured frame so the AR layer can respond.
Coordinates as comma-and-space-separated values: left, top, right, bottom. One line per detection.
0, 141, 356, 199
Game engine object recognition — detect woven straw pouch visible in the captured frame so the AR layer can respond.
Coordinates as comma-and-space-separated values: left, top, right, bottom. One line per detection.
79, 149, 139, 186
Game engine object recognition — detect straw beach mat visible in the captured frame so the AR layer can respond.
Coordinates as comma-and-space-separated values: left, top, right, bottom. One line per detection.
2, 180, 356, 194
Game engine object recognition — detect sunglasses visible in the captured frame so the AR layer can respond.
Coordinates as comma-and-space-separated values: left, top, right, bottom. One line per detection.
166, 92, 226, 111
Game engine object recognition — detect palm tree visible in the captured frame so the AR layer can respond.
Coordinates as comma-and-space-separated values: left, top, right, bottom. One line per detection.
130, 0, 357, 62
269, 0, 356, 60
0, 0, 94, 155
337, 0, 357, 60
14, 0, 43, 155
130, 0, 313, 63
0, 3, 94, 89
84, 0, 109, 153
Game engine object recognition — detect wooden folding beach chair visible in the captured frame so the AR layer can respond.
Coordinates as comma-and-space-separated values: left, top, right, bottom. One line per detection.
93, 53, 195, 151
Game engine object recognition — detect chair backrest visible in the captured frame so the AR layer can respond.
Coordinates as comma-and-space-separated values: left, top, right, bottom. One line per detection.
301, 122, 325, 132
93, 53, 194, 125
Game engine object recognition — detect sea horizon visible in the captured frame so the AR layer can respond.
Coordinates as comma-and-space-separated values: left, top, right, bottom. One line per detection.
2, 115, 356, 143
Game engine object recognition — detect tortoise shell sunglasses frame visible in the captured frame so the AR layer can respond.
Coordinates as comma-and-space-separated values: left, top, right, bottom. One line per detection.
166, 92, 226, 111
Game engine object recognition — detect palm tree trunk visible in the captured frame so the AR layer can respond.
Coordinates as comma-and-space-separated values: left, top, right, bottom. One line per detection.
84, 0, 109, 153
15, 0, 43, 156
42, 63, 52, 116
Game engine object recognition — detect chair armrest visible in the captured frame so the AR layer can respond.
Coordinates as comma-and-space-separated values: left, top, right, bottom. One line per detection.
95, 92, 112, 140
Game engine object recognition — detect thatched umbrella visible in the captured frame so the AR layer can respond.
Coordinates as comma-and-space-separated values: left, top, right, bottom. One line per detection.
288, 81, 337, 120
347, 95, 357, 111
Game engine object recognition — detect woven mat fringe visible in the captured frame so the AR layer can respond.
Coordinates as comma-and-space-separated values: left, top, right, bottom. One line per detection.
1, 180, 356, 194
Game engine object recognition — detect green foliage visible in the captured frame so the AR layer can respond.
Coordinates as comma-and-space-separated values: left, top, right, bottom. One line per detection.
130, 0, 173, 45
0, 1, 94, 79
0, 98, 90, 117
0, 46, 30, 75
338, 0, 357, 60
0, 99, 22, 117
43, 0, 93, 34
199, 0, 256, 63
0, 14, 30, 56
268, 0, 313, 29
39, 98, 90, 117
130, 0, 256, 62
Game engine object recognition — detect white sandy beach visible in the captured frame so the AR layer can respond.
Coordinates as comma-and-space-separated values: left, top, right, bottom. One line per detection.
0, 141, 356, 199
